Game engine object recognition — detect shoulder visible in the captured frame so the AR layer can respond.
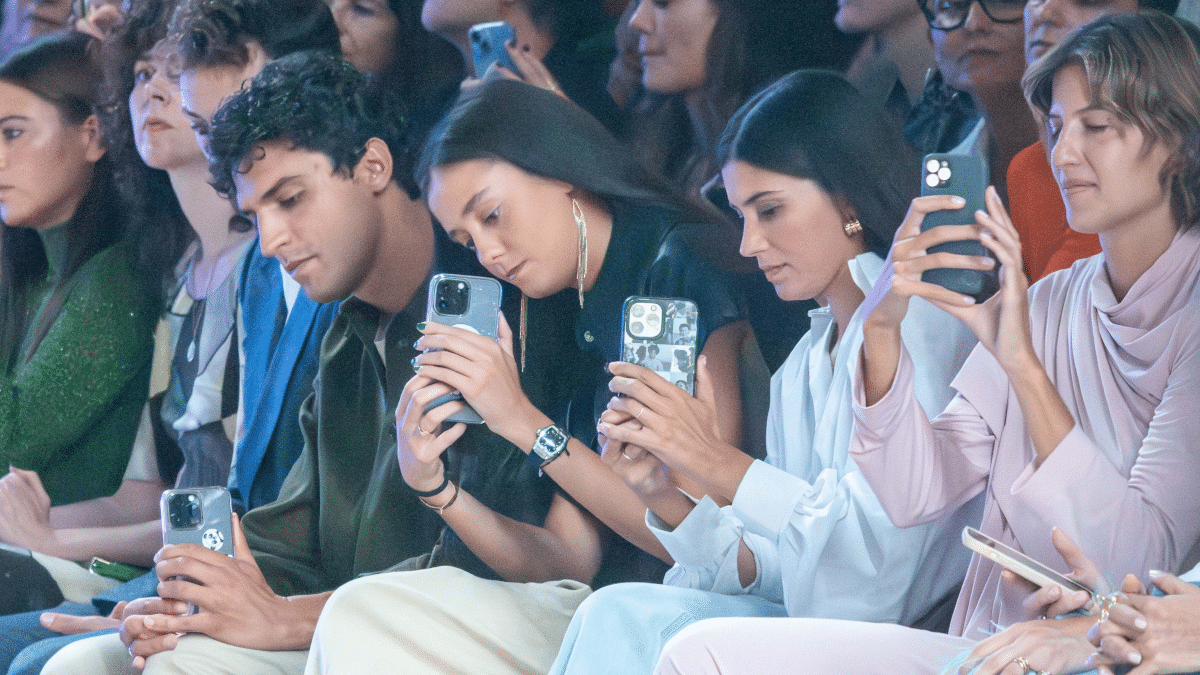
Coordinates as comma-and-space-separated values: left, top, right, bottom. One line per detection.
69, 242, 156, 313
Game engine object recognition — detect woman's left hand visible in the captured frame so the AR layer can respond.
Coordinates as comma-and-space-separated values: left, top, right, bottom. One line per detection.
1089, 573, 1200, 675
600, 356, 752, 502
493, 39, 569, 100
413, 313, 538, 443
958, 614, 1105, 675
395, 374, 469, 494
922, 186, 1037, 375
0, 467, 54, 550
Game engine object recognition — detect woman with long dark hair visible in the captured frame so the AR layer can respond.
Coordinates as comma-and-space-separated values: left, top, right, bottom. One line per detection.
0, 32, 157, 507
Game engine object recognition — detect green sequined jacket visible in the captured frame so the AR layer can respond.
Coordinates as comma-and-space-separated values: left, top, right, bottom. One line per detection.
0, 225, 157, 505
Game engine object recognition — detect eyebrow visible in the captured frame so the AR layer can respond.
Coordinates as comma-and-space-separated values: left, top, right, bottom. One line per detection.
741, 190, 781, 208
0, 115, 30, 125
257, 175, 304, 205
461, 188, 489, 218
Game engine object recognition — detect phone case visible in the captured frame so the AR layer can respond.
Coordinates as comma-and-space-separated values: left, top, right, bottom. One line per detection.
160, 487, 235, 557
621, 297, 698, 396
468, 21, 520, 78
961, 527, 1093, 598
920, 153, 999, 302
423, 274, 503, 424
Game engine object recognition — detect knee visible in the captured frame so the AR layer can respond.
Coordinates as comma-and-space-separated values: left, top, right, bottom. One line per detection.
653, 622, 720, 675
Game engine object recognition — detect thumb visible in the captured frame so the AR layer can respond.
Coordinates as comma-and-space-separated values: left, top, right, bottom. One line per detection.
694, 355, 716, 409
230, 513, 257, 567
13, 466, 48, 496
497, 311, 515, 357
1150, 570, 1198, 596
1052, 526, 1104, 592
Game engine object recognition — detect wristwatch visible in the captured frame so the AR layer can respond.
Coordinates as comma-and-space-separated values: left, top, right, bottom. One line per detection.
532, 424, 570, 469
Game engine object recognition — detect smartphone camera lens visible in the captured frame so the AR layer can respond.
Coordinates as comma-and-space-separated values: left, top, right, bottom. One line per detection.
435, 279, 471, 316
168, 493, 203, 529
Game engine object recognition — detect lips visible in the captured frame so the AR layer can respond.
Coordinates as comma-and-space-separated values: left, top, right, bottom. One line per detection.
759, 262, 787, 279
502, 261, 526, 282
1059, 178, 1096, 196
145, 117, 173, 133
282, 256, 314, 277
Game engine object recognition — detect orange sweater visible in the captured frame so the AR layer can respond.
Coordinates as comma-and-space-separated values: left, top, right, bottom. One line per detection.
1007, 141, 1102, 280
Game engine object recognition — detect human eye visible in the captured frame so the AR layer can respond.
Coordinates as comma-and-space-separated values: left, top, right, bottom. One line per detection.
756, 203, 782, 222
652, 0, 668, 8
1045, 117, 1062, 143
1, 126, 24, 142
133, 63, 155, 84
278, 191, 304, 210
482, 205, 500, 224
351, 1, 376, 16
451, 232, 476, 251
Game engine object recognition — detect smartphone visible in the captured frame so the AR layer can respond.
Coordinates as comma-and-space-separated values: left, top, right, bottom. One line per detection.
422, 274, 503, 425
468, 21, 520, 78
620, 297, 699, 396
962, 527, 1093, 601
89, 557, 148, 583
161, 487, 234, 615
919, 153, 999, 303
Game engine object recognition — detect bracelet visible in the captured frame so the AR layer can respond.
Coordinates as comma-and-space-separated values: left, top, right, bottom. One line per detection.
412, 474, 450, 498
419, 481, 459, 514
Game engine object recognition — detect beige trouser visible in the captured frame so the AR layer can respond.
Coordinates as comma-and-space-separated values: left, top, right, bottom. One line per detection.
41, 566, 591, 675
305, 566, 593, 675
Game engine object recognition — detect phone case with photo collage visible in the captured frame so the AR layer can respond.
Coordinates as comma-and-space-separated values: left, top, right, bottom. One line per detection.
620, 297, 698, 396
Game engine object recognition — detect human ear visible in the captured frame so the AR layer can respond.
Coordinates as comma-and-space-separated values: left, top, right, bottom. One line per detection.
355, 137, 394, 193
79, 115, 107, 163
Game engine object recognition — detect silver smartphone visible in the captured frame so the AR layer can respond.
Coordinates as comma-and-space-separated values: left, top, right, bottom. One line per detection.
620, 297, 699, 396
962, 527, 1093, 602
468, 21, 519, 78
422, 274, 503, 425
919, 153, 999, 303
160, 487, 234, 614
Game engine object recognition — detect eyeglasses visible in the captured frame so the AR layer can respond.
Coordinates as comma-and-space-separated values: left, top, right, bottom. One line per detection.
918, 0, 1027, 31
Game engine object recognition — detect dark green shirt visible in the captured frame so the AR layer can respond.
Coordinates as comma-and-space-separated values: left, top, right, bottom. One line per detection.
0, 224, 157, 505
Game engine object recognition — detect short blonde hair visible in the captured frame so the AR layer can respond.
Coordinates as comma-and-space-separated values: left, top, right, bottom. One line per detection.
1024, 11, 1200, 230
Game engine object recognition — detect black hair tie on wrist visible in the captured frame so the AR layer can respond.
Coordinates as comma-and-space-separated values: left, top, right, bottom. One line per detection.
412, 474, 450, 498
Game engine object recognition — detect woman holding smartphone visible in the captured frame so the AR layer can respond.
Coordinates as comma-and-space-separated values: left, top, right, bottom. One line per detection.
0, 32, 159, 507
650, 12, 1200, 674
304, 77, 754, 674
547, 69, 980, 675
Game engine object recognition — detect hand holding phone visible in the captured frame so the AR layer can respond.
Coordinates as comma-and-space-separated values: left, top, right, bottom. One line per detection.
469, 22, 521, 78
620, 297, 699, 396
919, 153, 999, 303
962, 527, 1093, 606
160, 487, 234, 614
421, 274, 503, 424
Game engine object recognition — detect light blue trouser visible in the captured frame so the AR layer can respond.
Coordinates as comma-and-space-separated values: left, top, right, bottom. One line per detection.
548, 583, 787, 675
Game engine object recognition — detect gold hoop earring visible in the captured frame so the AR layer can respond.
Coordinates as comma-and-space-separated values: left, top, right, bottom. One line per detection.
843, 218, 863, 237
573, 199, 588, 308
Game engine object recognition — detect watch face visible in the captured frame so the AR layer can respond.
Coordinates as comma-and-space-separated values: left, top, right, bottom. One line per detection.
544, 426, 568, 446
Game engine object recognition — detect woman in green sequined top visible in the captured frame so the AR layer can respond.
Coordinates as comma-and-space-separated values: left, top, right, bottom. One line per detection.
0, 32, 158, 506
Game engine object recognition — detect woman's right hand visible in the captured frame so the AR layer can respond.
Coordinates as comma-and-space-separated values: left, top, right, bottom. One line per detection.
599, 407, 696, 528
395, 374, 468, 494
1090, 573, 1200, 675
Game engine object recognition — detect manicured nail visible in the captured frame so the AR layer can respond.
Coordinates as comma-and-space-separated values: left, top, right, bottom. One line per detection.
416, 322, 427, 331
40, 614, 53, 627
961, 295, 976, 305
1149, 569, 1165, 578
950, 196, 966, 205
145, 617, 155, 627
412, 339, 421, 350
1129, 651, 1142, 664
597, 422, 609, 433
1135, 617, 1147, 629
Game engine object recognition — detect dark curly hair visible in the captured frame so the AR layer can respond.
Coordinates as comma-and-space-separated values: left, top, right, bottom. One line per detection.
169, 0, 340, 71
99, 0, 195, 298
207, 50, 439, 202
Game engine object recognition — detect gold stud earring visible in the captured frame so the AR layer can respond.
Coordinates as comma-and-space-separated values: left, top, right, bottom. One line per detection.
843, 218, 863, 237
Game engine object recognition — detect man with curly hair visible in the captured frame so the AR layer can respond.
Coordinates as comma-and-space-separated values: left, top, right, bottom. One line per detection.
41, 50, 592, 675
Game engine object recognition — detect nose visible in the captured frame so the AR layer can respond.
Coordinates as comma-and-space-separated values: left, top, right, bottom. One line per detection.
1049, 120, 1081, 170
148, 70, 172, 105
470, 230, 505, 270
739, 218, 767, 259
256, 210, 291, 261
629, 0, 653, 36
1025, 0, 1060, 27
962, 2, 988, 31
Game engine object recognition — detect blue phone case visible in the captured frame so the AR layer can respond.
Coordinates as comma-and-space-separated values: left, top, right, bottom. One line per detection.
468, 21, 520, 77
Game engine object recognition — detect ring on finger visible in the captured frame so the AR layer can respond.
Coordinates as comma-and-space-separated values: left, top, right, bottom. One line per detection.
635, 406, 645, 421
417, 425, 434, 437
621, 450, 633, 461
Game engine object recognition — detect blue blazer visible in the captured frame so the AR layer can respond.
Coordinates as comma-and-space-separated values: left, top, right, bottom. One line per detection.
232, 243, 339, 512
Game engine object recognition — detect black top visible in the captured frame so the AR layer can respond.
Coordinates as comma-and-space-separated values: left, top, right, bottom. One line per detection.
542, 202, 745, 587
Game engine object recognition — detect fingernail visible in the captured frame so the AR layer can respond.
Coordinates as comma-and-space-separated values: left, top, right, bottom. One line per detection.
1149, 569, 1165, 578
597, 422, 609, 432
961, 295, 976, 305
950, 196, 966, 205
40, 614, 53, 626
412, 363, 421, 373
416, 322, 427, 331
1129, 651, 1142, 664
1135, 618, 1147, 629
979, 257, 994, 266
145, 617, 154, 627
412, 339, 421, 350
